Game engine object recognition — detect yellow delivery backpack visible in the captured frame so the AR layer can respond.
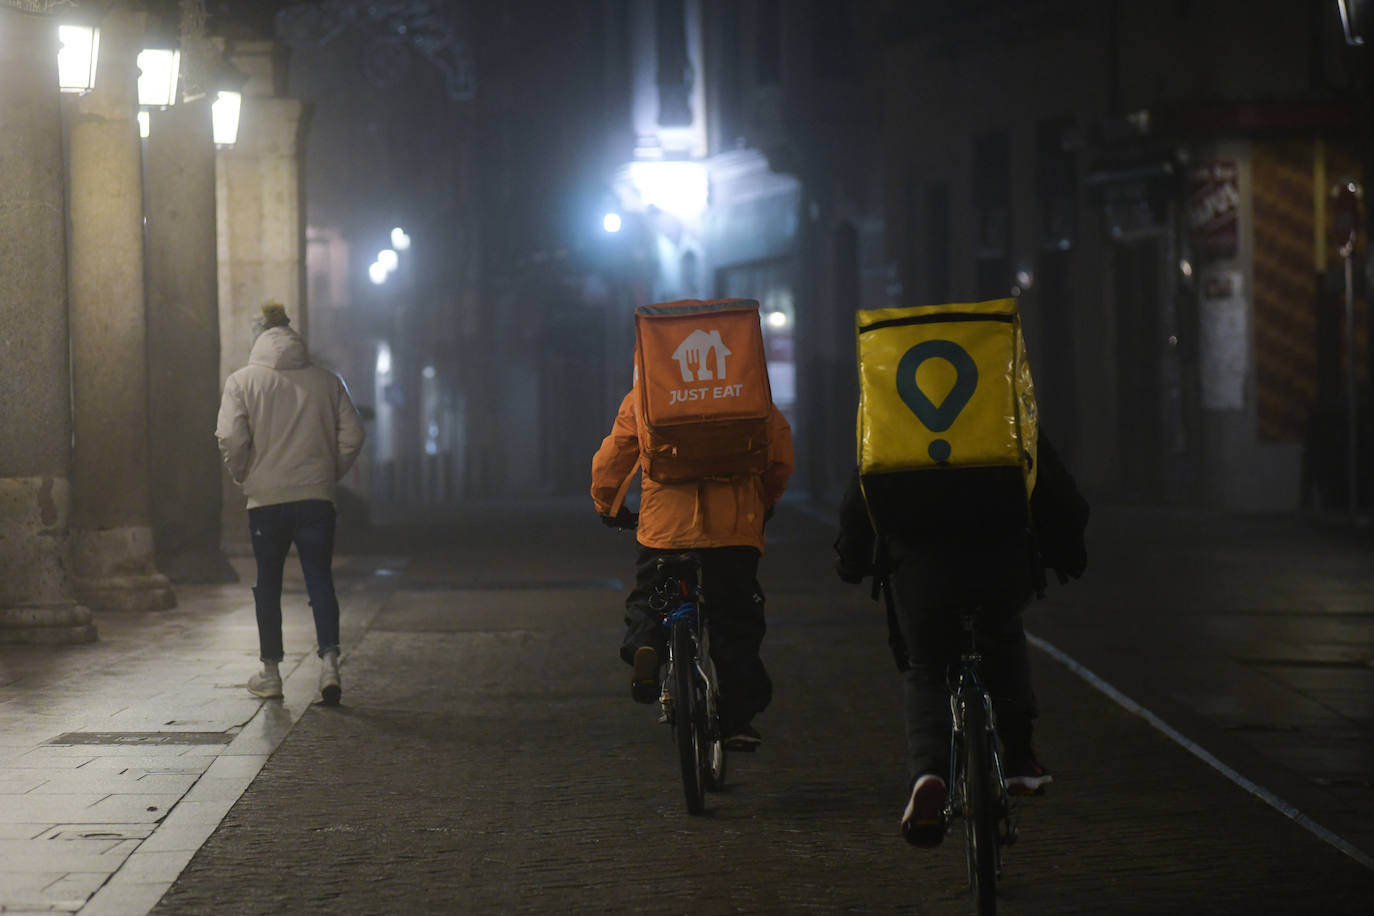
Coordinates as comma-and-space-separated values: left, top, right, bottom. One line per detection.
856, 298, 1038, 536
632, 298, 773, 483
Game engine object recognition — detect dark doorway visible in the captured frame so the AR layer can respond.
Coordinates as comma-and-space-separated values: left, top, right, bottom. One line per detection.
1114, 238, 1164, 502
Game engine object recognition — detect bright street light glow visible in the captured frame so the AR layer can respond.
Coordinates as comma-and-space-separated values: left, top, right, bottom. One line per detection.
136, 48, 180, 107
137, 110, 150, 138
390, 227, 411, 250
211, 91, 241, 146
377, 249, 398, 271
603, 212, 622, 233
628, 161, 708, 221
368, 261, 389, 285
421, 365, 436, 379
766, 310, 789, 329
57, 26, 100, 93
376, 342, 392, 376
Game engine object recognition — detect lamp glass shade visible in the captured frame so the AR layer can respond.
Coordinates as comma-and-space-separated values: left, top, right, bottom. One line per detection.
57, 25, 100, 93
212, 91, 241, 146
137, 48, 180, 107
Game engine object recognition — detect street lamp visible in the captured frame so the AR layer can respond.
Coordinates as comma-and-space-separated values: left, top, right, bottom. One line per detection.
391, 227, 411, 250
57, 24, 99, 93
136, 47, 179, 107
369, 244, 403, 285
135, 45, 180, 140
211, 90, 241, 147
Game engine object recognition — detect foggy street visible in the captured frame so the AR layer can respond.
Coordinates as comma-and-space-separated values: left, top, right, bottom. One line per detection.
6, 1, 1374, 913
126, 501, 1373, 914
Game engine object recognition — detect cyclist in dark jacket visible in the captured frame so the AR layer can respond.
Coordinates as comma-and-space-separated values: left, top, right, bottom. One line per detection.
834, 432, 1088, 846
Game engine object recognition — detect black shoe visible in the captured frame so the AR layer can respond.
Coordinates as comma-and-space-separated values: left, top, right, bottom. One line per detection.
631, 647, 658, 704
722, 723, 762, 752
900, 773, 947, 847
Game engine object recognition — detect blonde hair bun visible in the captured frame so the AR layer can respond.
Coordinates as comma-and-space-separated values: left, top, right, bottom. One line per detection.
261, 302, 290, 328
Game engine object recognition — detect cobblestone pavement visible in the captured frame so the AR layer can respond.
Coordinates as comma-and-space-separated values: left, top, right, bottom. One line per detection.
145, 500, 1373, 915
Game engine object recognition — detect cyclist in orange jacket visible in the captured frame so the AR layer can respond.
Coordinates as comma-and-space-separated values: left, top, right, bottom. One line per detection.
591, 387, 793, 750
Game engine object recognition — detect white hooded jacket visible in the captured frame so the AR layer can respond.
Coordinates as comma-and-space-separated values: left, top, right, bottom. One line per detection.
216, 326, 366, 509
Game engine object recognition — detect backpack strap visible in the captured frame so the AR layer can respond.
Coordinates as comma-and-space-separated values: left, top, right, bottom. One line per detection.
608, 458, 641, 518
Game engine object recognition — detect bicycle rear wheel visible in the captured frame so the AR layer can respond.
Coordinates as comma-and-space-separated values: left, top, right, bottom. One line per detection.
961, 689, 998, 915
671, 618, 706, 814
698, 645, 727, 790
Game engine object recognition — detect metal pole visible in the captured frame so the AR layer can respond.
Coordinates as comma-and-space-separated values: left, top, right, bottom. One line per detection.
1346, 250, 1358, 515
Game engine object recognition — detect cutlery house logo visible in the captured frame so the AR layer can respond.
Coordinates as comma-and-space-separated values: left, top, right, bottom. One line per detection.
668, 329, 743, 404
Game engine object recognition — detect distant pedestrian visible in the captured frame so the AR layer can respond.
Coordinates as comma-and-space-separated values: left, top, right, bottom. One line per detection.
216, 303, 366, 705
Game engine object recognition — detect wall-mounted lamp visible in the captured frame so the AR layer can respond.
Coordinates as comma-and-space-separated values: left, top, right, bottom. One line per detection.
57, 25, 100, 93
136, 47, 180, 107
211, 91, 242, 146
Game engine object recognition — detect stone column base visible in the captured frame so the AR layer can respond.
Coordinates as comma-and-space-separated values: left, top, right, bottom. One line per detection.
0, 477, 97, 643
0, 605, 97, 644
73, 526, 178, 611
73, 574, 177, 612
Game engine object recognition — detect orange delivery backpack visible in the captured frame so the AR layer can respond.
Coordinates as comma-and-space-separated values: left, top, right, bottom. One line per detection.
631, 298, 773, 484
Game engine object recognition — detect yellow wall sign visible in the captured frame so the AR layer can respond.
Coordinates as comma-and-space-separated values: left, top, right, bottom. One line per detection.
856, 298, 1038, 494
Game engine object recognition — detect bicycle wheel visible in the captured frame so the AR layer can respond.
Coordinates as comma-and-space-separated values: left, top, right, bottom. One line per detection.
961, 688, 998, 915
701, 653, 727, 791
671, 618, 706, 814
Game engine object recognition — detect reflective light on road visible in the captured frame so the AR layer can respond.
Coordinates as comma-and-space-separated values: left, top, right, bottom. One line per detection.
137, 110, 150, 139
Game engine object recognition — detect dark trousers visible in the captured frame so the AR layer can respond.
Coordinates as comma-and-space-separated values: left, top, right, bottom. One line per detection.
621, 545, 772, 731
889, 562, 1038, 780
249, 499, 340, 662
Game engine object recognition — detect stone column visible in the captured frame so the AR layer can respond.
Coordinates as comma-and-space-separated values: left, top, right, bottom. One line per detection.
145, 98, 237, 583
65, 8, 175, 610
0, 8, 96, 644
216, 40, 306, 552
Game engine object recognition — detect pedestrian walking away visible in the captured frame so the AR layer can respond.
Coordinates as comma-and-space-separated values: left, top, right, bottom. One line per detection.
216, 302, 366, 706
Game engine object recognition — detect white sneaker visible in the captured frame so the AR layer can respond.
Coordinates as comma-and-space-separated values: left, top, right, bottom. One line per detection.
247, 668, 283, 699
319, 651, 341, 706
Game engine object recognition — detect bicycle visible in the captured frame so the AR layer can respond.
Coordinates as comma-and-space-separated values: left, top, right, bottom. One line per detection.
945, 606, 1018, 916
647, 553, 727, 815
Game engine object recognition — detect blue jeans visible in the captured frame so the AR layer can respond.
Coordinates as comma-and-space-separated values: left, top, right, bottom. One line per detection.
249, 499, 340, 662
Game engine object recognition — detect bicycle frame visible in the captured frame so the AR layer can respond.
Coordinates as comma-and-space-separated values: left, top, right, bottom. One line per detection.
650, 555, 726, 812
945, 609, 1016, 912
